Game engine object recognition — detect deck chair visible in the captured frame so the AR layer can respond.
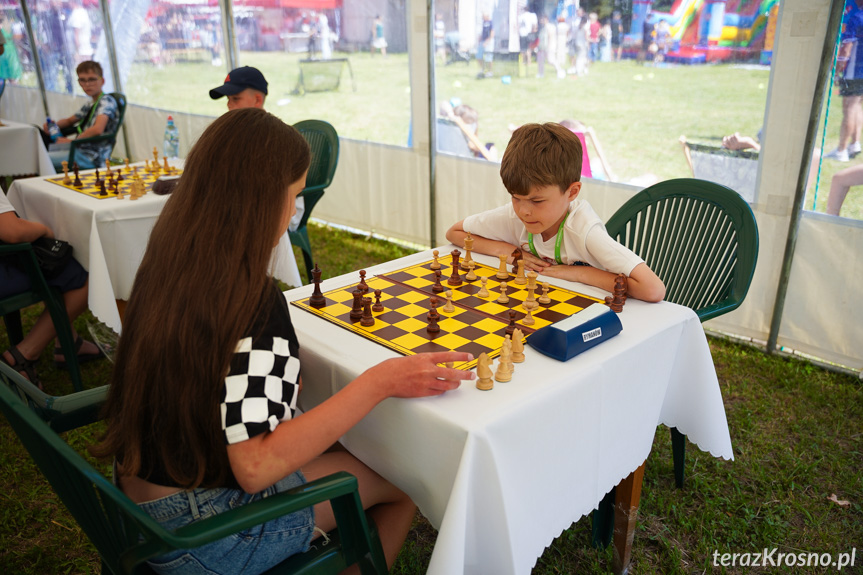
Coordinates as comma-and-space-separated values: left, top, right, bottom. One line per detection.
0, 242, 84, 392
0, 378, 388, 575
591, 178, 759, 548
679, 136, 758, 202
291, 119, 339, 284
0, 361, 106, 432
68, 92, 127, 168
437, 117, 474, 158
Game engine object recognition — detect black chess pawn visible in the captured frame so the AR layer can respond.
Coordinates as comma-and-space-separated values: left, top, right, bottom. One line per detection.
372, 289, 384, 312
358, 270, 369, 294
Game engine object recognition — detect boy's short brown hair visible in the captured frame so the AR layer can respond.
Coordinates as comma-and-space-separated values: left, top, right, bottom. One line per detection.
500, 123, 583, 196
76, 60, 103, 78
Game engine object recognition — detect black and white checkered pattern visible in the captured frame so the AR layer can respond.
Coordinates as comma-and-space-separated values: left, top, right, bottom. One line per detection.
221, 335, 301, 444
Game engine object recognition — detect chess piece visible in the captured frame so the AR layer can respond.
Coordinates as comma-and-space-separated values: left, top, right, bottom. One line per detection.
61, 161, 71, 185
94, 169, 101, 185
105, 158, 112, 176
526, 270, 538, 291
350, 289, 363, 322
504, 309, 518, 336
538, 282, 551, 304
361, 297, 375, 327
445, 362, 454, 368
164, 156, 170, 172
153, 146, 159, 168
494, 348, 512, 383
430, 249, 441, 270
432, 269, 445, 293
523, 285, 538, 311
124, 158, 130, 173
461, 233, 474, 270
443, 290, 455, 313
357, 270, 369, 294
522, 307, 535, 326
116, 186, 124, 200
309, 263, 326, 308
448, 250, 463, 286
497, 281, 509, 304
605, 273, 628, 313
465, 260, 478, 282
372, 289, 384, 312
503, 336, 514, 373
99, 180, 107, 196
511, 328, 525, 363
73, 164, 82, 187
514, 260, 526, 285
427, 298, 441, 334
496, 254, 509, 279
476, 353, 494, 390
477, 276, 490, 298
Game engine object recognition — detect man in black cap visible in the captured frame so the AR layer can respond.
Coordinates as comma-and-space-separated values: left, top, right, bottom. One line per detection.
209, 66, 268, 110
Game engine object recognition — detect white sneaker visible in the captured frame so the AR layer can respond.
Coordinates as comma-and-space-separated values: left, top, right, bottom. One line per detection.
824, 148, 850, 162
850, 141, 862, 157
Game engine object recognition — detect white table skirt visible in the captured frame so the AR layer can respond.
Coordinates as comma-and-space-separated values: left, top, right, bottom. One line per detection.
289, 249, 733, 575
0, 119, 56, 177
7, 168, 302, 332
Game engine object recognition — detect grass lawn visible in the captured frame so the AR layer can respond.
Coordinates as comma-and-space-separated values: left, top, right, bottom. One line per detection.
1, 222, 860, 574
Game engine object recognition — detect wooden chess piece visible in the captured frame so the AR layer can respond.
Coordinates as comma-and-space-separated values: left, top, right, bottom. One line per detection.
73, 164, 82, 187
511, 328, 525, 363
124, 158, 130, 173
427, 297, 441, 334
460, 233, 474, 270
526, 270, 538, 291
116, 187, 124, 200
494, 348, 512, 383
350, 289, 363, 321
503, 336, 514, 373
522, 307, 535, 326
443, 290, 455, 313
605, 273, 628, 313
476, 353, 494, 391
504, 309, 518, 336
496, 254, 509, 279
497, 281, 509, 304
152, 146, 159, 168
105, 159, 112, 176
94, 169, 101, 185
361, 297, 375, 327
432, 269, 445, 293
448, 250, 463, 286
430, 250, 441, 270
99, 180, 107, 196
477, 276, 490, 298
514, 260, 527, 285
372, 289, 384, 312
538, 282, 551, 304
309, 263, 326, 308
164, 156, 170, 172
523, 285, 538, 311
357, 270, 369, 294
465, 260, 478, 282
61, 161, 71, 185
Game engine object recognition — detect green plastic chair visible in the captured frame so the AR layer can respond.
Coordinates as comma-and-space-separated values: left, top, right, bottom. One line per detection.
68, 92, 127, 168
0, 361, 106, 432
0, 242, 84, 392
291, 119, 339, 284
0, 378, 389, 575
591, 178, 759, 547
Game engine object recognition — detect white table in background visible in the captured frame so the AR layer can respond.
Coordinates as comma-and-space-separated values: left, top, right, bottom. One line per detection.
7, 167, 302, 332
287, 249, 734, 575
0, 119, 55, 177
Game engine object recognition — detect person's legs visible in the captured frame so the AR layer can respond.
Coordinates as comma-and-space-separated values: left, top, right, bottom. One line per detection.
303, 450, 415, 570
826, 163, 863, 216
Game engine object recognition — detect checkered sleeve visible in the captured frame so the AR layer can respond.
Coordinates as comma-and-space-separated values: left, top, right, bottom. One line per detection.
221, 334, 301, 445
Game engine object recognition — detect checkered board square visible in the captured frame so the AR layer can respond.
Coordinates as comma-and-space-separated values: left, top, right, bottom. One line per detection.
291, 257, 605, 371
46, 165, 182, 199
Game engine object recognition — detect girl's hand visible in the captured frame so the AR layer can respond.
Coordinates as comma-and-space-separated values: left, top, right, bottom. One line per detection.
365, 352, 475, 399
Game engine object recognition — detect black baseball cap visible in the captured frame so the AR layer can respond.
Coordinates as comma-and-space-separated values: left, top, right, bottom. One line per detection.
209, 66, 268, 99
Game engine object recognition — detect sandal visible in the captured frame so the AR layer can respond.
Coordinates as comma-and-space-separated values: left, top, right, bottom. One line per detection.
1, 346, 42, 388
54, 335, 105, 369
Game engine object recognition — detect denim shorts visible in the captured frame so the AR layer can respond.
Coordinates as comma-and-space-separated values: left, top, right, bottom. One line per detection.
140, 471, 315, 575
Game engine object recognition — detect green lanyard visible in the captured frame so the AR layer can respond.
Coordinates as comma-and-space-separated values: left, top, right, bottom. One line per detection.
77, 93, 103, 135
527, 216, 567, 265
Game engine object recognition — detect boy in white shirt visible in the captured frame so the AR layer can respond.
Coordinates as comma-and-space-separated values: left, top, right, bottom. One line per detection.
446, 122, 666, 302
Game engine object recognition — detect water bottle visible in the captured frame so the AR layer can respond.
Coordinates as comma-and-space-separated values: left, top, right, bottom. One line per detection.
163, 115, 180, 159
46, 117, 61, 143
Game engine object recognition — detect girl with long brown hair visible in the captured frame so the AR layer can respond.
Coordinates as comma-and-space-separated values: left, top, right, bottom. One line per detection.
93, 108, 473, 574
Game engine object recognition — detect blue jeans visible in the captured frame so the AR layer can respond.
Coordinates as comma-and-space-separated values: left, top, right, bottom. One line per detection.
141, 471, 315, 575
48, 149, 97, 171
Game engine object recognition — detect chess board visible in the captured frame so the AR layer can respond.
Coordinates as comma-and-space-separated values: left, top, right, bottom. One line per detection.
291, 256, 604, 370
46, 165, 182, 199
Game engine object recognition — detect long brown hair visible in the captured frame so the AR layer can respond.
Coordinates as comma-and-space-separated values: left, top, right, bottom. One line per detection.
92, 109, 310, 488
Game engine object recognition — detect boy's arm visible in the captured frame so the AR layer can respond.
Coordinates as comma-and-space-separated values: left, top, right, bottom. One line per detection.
55, 114, 109, 144
540, 262, 665, 302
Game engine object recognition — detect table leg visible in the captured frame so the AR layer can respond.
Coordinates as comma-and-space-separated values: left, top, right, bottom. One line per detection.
612, 460, 646, 575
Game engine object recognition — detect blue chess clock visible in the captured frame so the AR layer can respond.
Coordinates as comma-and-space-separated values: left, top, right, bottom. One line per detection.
527, 304, 622, 361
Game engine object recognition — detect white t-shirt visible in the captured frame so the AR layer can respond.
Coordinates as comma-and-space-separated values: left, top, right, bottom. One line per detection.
68, 7, 94, 57
462, 198, 643, 275
0, 189, 15, 216
518, 12, 538, 38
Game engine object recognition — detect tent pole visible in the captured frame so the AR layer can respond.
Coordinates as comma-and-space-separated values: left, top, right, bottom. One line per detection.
98, 0, 131, 161
18, 0, 49, 118
219, 0, 239, 71
428, 0, 437, 249
766, 3, 844, 355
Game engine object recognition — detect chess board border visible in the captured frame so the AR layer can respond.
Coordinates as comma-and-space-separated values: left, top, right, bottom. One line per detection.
291, 258, 606, 370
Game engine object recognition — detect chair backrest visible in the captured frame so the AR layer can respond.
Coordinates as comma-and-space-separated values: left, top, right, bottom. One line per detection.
69, 92, 127, 166
680, 138, 758, 203
294, 119, 339, 194
605, 178, 759, 322
110, 92, 128, 136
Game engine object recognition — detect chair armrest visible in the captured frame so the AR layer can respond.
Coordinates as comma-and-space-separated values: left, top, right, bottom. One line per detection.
70, 133, 116, 148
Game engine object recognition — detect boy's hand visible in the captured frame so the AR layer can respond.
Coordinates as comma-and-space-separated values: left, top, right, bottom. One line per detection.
56, 137, 72, 144
535, 264, 570, 279
521, 251, 550, 272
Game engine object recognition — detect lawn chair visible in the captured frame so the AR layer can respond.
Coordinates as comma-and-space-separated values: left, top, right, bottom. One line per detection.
291, 119, 339, 284
68, 92, 127, 168
679, 136, 758, 202
0, 242, 84, 392
0, 378, 389, 575
0, 361, 106, 432
592, 178, 759, 547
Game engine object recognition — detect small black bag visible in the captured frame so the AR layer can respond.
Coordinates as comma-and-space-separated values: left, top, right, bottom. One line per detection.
30, 237, 73, 279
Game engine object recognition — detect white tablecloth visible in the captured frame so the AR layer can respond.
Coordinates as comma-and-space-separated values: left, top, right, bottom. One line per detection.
7, 169, 302, 332
0, 119, 56, 177
289, 249, 733, 575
